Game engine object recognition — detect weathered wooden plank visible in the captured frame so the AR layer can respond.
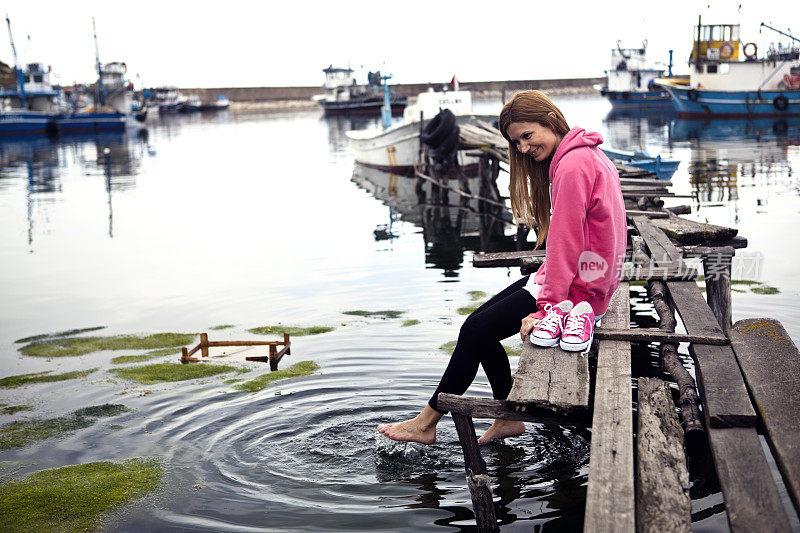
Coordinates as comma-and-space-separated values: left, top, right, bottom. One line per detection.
506, 341, 590, 411
702, 247, 734, 332
452, 413, 499, 532
705, 426, 792, 532
631, 215, 684, 265
666, 281, 757, 428
728, 318, 800, 514
651, 211, 738, 245
437, 394, 590, 425
636, 378, 691, 533
594, 328, 728, 345
584, 283, 635, 532
625, 209, 670, 219
472, 249, 545, 268
620, 178, 673, 187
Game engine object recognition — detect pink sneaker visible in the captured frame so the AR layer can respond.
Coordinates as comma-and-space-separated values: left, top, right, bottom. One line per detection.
560, 301, 596, 352
530, 300, 573, 347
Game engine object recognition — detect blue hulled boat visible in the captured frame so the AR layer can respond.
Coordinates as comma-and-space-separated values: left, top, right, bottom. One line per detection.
656, 20, 800, 117
601, 147, 680, 180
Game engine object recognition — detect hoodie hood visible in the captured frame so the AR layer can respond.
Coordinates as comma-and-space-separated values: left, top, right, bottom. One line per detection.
549, 127, 604, 182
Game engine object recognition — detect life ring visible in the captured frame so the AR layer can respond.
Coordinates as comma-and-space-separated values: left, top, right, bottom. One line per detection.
773, 95, 789, 111
720, 41, 734, 59
743, 42, 758, 60
687, 89, 700, 102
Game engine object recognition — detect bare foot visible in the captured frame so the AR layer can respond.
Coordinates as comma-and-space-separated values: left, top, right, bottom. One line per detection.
377, 405, 443, 444
478, 419, 525, 444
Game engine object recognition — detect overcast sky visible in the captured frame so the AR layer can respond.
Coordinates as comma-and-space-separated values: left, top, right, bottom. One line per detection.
3, 0, 799, 89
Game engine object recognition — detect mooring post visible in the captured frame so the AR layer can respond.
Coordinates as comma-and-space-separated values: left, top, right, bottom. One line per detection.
283, 332, 291, 355
451, 412, 498, 532
701, 246, 734, 332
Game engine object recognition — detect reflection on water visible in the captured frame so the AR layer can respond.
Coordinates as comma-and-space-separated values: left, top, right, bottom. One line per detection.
0, 131, 150, 249
0, 99, 798, 532
352, 163, 516, 275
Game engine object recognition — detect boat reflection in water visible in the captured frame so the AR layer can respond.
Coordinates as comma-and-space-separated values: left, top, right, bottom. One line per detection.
671, 118, 800, 205
0, 130, 149, 248
351, 162, 524, 275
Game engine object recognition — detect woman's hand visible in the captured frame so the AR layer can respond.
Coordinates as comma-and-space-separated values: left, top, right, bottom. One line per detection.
520, 315, 540, 341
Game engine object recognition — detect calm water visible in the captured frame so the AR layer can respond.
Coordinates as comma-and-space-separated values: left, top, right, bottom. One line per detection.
1, 95, 799, 532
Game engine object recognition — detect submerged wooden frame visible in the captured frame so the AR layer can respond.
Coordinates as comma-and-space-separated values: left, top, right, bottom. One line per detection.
180, 332, 291, 370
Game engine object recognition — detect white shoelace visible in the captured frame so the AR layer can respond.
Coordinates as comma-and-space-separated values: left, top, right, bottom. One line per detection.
536, 304, 561, 334
563, 313, 590, 337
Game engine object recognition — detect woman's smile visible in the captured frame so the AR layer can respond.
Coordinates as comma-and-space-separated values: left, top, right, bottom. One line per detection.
506, 121, 562, 161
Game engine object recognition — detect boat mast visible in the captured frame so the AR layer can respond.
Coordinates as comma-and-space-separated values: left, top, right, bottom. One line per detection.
92, 17, 104, 106
380, 73, 392, 129
760, 22, 800, 44
5, 15, 26, 109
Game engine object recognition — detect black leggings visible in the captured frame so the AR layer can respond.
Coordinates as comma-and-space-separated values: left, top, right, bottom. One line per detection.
429, 276, 537, 413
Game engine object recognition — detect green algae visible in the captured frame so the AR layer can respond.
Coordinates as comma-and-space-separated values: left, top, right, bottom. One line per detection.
111, 362, 240, 385
401, 319, 421, 327
439, 340, 457, 354
0, 369, 98, 389
209, 324, 235, 330
0, 457, 162, 533
731, 279, 760, 285
233, 361, 320, 392
108, 424, 124, 430
0, 405, 33, 416
19, 333, 196, 358
0, 404, 130, 450
457, 303, 483, 315
467, 290, 488, 301
732, 288, 746, 293
14, 326, 106, 344
112, 348, 181, 365
247, 325, 335, 336
342, 310, 405, 319
223, 378, 243, 385
503, 345, 522, 357
751, 285, 780, 295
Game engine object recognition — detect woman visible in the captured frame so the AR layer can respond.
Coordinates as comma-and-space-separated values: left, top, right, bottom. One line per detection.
377, 90, 627, 444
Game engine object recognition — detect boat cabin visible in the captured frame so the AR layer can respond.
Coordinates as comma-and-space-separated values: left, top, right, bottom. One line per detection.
606, 43, 665, 93
403, 88, 473, 121
688, 22, 800, 91
0, 62, 63, 112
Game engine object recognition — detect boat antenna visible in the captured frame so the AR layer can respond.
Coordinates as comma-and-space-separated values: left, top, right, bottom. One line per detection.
5, 14, 26, 109
760, 22, 800, 44
380, 73, 393, 130
92, 16, 104, 106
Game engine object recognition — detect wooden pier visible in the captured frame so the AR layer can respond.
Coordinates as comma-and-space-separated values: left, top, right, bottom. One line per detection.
423, 126, 800, 531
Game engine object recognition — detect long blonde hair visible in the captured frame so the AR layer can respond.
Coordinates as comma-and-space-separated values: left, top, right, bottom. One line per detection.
498, 90, 570, 248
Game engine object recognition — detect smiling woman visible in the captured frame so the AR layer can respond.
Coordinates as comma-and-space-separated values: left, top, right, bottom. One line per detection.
377, 89, 627, 444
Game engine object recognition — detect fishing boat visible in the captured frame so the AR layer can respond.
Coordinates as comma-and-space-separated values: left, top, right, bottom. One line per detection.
601, 147, 680, 180
656, 20, 800, 117
345, 82, 492, 175
0, 17, 60, 135
313, 65, 407, 116
599, 41, 674, 109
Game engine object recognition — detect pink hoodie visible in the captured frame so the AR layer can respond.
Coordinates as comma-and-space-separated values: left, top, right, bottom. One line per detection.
527, 127, 627, 319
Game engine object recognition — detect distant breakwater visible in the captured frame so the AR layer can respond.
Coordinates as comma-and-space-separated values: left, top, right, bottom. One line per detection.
182, 77, 603, 103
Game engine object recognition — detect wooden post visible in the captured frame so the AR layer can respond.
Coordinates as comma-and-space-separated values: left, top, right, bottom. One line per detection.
269, 344, 278, 371
702, 247, 733, 332
283, 332, 291, 355
451, 413, 498, 532
200, 333, 209, 357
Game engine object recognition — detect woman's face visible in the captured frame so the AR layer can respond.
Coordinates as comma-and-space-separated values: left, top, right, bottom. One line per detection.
506, 121, 561, 162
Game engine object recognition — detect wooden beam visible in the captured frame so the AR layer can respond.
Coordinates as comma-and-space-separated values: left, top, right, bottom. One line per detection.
636, 378, 691, 532
705, 426, 792, 532
728, 319, 800, 515
584, 283, 635, 532
651, 211, 737, 245
667, 281, 757, 428
594, 328, 728, 345
506, 339, 590, 413
437, 394, 590, 426
451, 413, 499, 532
